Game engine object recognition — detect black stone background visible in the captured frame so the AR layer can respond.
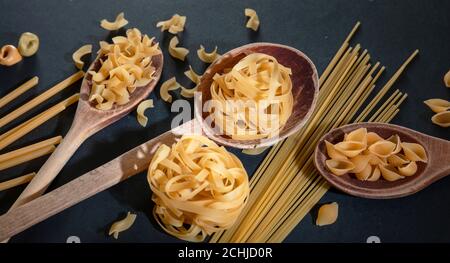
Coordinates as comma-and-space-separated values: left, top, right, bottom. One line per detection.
0, 0, 449, 243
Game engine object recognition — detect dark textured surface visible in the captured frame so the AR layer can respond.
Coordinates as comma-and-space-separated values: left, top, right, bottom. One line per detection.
0, 0, 449, 243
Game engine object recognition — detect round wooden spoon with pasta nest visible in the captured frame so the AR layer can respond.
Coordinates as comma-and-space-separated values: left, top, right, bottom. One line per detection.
314, 122, 450, 199
10, 47, 164, 209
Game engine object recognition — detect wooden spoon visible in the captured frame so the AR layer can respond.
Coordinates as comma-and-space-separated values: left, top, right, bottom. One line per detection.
0, 42, 317, 240
10, 48, 163, 209
314, 122, 450, 199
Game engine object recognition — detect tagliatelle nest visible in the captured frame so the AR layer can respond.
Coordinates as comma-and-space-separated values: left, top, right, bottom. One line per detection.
147, 135, 249, 242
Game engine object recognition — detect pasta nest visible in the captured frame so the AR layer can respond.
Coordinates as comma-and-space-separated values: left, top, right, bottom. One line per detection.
147, 135, 249, 242
88, 28, 161, 110
209, 53, 293, 140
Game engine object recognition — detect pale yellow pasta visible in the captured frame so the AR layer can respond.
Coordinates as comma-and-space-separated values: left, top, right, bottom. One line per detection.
431, 111, 450, 127
350, 154, 371, 173
242, 146, 269, 155
108, 212, 137, 239
180, 85, 197, 98
325, 141, 348, 160
386, 134, 402, 154
344, 127, 367, 145
401, 142, 428, 163
197, 45, 220, 63
147, 135, 249, 242
100, 12, 129, 31
169, 36, 189, 61
184, 65, 201, 84
398, 161, 417, 176
367, 166, 381, 182
160, 77, 181, 103
334, 141, 366, 158
366, 132, 383, 145
379, 165, 404, 182
316, 202, 338, 226
209, 53, 293, 140
244, 8, 260, 31
368, 153, 387, 166
89, 28, 161, 110
156, 14, 186, 34
424, 99, 450, 113
368, 140, 396, 158
72, 44, 92, 69
325, 159, 355, 176
136, 99, 154, 127
387, 153, 409, 167
444, 69, 450, 88
355, 164, 372, 181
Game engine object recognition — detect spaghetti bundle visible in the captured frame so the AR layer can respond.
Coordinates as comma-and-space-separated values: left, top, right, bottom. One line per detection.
209, 53, 293, 140
148, 135, 249, 242
210, 22, 417, 243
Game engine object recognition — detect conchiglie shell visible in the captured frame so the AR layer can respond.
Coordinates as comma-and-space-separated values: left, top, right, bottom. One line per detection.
344, 128, 367, 146
424, 99, 450, 113
367, 153, 388, 166
379, 165, 405, 182
445, 70, 450, 88
325, 159, 355, 176
387, 153, 410, 167
431, 111, 450, 128
386, 134, 402, 154
334, 141, 366, 158
316, 202, 338, 226
401, 142, 428, 163
355, 164, 372, 181
367, 132, 383, 146
325, 140, 348, 161
398, 161, 417, 176
368, 140, 396, 158
350, 154, 371, 173
367, 166, 381, 181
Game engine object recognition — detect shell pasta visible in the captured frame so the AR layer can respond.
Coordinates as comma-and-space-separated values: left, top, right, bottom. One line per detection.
147, 135, 249, 242
325, 128, 427, 181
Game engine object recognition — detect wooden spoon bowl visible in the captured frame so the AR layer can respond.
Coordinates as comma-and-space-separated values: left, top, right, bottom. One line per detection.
314, 122, 450, 199
194, 42, 319, 149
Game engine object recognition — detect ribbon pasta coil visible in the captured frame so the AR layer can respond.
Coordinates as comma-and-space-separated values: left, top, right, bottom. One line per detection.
208, 53, 294, 140
325, 128, 428, 181
147, 135, 250, 242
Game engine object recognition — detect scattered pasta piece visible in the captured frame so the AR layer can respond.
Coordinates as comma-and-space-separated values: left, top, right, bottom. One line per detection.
108, 212, 137, 239
18, 32, 39, 57
72, 44, 92, 69
316, 202, 338, 226
184, 65, 201, 84
89, 28, 161, 110
242, 146, 269, 155
444, 69, 450, 88
156, 14, 186, 34
136, 99, 154, 127
208, 53, 293, 140
100, 12, 129, 31
0, 45, 22, 66
424, 99, 450, 113
168, 36, 189, 61
160, 77, 181, 103
180, 85, 197, 98
244, 8, 260, 31
147, 135, 249, 242
197, 45, 220, 63
325, 128, 428, 181
431, 111, 450, 127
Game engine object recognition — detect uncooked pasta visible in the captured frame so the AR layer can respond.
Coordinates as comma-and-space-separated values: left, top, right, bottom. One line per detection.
156, 14, 186, 34
100, 12, 129, 31
424, 99, 450, 113
168, 36, 189, 61
197, 45, 220, 63
208, 53, 293, 140
431, 111, 450, 127
159, 77, 181, 103
108, 212, 137, 239
244, 8, 260, 31
72, 44, 92, 69
147, 135, 249, 242
136, 99, 154, 127
316, 202, 338, 226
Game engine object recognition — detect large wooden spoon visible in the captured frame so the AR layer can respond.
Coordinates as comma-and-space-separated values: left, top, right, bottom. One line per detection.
314, 122, 450, 199
10, 47, 163, 208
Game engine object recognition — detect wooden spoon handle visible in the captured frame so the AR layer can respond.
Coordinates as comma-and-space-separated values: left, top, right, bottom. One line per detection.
11, 122, 89, 209
0, 120, 197, 241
